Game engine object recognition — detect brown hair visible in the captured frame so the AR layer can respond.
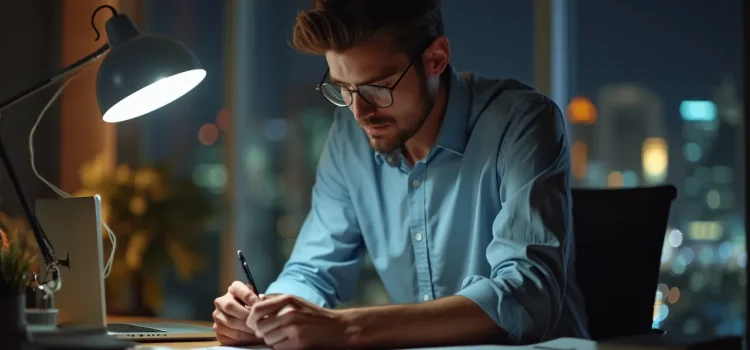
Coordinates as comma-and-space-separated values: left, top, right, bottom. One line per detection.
291, 0, 443, 59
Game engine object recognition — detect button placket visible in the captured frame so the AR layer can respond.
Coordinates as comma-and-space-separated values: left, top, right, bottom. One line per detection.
408, 164, 434, 303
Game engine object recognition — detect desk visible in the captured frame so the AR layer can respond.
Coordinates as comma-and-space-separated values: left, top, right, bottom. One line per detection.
106, 316, 600, 350
105, 316, 743, 350
107, 315, 219, 349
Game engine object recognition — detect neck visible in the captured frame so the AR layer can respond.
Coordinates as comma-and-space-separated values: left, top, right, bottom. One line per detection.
403, 78, 449, 164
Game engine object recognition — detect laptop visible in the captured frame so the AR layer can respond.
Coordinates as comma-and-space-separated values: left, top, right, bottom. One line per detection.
35, 195, 216, 341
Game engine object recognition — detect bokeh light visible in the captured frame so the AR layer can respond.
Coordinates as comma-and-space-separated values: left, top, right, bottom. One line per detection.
668, 229, 683, 247
706, 190, 721, 209
641, 137, 668, 183
606, 171, 623, 188
571, 141, 587, 180
683, 142, 702, 162
198, 123, 219, 145
216, 109, 230, 131
567, 96, 597, 124
667, 287, 680, 304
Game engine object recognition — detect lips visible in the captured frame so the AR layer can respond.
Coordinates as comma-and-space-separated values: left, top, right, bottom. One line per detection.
363, 124, 393, 135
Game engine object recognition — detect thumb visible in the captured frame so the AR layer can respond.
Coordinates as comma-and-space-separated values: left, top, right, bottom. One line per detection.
229, 281, 258, 305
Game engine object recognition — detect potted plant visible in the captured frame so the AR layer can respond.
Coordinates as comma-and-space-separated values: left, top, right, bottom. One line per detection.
0, 225, 36, 346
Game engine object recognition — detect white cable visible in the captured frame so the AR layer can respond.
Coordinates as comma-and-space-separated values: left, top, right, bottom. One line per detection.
29, 67, 117, 279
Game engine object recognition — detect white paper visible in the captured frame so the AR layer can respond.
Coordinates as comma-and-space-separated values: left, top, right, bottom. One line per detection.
136, 346, 271, 350
394, 337, 598, 350
190, 347, 272, 350
180, 337, 596, 350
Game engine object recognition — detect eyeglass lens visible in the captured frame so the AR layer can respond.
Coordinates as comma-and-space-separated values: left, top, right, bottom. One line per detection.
319, 84, 394, 108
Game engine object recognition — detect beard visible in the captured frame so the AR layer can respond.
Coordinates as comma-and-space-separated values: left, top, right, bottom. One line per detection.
363, 77, 435, 154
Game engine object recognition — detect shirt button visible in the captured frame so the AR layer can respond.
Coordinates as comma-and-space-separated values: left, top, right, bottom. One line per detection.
387, 156, 393, 164
415, 233, 423, 241
423, 294, 430, 301
412, 179, 421, 188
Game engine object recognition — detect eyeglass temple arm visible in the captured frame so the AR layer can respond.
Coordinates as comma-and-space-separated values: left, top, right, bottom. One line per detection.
317, 68, 329, 87
389, 63, 412, 89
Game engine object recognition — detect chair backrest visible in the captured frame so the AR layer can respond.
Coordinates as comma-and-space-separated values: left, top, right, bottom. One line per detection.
571, 185, 677, 341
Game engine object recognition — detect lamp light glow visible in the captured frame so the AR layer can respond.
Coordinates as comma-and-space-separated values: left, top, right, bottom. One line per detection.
96, 10, 205, 123
102, 69, 206, 123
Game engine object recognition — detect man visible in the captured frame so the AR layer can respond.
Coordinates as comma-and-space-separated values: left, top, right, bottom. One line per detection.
213, 0, 589, 348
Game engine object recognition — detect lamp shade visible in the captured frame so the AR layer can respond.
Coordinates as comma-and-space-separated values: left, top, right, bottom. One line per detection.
96, 14, 206, 123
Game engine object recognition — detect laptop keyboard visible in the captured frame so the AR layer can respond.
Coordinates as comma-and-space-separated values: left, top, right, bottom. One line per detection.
107, 323, 166, 333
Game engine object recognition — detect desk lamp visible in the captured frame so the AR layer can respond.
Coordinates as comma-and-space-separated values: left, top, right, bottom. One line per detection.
0, 5, 205, 286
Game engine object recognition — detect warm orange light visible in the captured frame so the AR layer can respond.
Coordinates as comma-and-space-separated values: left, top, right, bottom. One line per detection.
216, 109, 230, 131
567, 96, 597, 124
571, 141, 588, 180
667, 287, 680, 304
607, 171, 624, 188
198, 123, 219, 145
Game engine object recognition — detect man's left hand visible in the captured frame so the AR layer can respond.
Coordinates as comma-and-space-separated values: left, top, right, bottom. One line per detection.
247, 294, 348, 350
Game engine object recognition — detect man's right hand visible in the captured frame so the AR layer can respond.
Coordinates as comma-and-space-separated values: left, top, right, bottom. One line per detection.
212, 281, 263, 345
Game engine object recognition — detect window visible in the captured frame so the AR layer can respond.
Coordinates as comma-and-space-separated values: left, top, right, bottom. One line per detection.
568, 0, 744, 336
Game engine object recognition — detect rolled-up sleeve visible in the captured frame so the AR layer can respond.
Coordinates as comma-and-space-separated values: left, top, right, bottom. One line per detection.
265, 115, 365, 308
457, 101, 572, 344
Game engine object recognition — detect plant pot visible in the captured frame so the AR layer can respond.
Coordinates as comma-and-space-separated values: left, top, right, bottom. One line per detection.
0, 294, 30, 349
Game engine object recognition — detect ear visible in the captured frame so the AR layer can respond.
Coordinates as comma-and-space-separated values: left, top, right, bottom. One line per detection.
421, 36, 450, 77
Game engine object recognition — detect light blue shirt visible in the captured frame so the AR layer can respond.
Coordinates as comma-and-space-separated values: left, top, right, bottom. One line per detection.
265, 66, 590, 344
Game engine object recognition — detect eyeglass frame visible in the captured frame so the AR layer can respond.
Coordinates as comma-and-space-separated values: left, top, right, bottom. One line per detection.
315, 62, 413, 109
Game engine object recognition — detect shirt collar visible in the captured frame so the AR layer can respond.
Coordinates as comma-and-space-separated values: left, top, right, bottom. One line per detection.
435, 65, 471, 156
374, 64, 471, 164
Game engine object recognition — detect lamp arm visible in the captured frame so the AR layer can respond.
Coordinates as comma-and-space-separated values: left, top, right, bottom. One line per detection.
0, 4, 117, 112
0, 42, 110, 269
0, 43, 109, 112
0, 139, 60, 267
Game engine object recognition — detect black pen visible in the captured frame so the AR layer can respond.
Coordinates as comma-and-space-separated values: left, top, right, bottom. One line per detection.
237, 250, 259, 293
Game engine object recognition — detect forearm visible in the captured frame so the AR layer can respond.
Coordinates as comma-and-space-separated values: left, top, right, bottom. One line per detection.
339, 295, 507, 349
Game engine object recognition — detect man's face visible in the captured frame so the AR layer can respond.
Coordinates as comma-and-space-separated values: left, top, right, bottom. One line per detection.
324, 39, 444, 154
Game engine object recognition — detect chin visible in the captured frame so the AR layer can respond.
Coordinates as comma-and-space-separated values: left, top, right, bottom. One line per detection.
369, 137, 401, 155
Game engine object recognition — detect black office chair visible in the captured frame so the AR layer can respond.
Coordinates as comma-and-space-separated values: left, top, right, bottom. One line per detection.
571, 185, 677, 341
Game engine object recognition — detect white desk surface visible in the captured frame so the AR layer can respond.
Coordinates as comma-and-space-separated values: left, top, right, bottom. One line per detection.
139, 337, 597, 350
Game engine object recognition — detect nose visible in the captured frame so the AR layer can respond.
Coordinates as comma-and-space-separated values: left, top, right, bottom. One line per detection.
349, 94, 376, 121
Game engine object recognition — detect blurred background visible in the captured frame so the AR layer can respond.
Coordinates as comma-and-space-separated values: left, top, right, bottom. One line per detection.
0, 0, 744, 338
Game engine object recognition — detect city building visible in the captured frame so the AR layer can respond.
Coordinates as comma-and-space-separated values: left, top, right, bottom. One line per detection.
593, 84, 667, 188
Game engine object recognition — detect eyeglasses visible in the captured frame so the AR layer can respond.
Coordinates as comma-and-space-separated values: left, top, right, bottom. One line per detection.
316, 63, 412, 108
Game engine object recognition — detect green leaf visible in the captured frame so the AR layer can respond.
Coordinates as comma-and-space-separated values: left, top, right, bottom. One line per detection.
0, 228, 37, 296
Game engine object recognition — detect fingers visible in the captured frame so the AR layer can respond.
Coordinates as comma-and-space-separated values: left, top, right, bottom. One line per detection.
212, 321, 258, 345
212, 308, 249, 333
215, 332, 240, 346
248, 295, 297, 328
223, 297, 253, 320
229, 280, 259, 305
214, 293, 251, 320
262, 326, 289, 347
255, 307, 297, 338
265, 326, 305, 350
